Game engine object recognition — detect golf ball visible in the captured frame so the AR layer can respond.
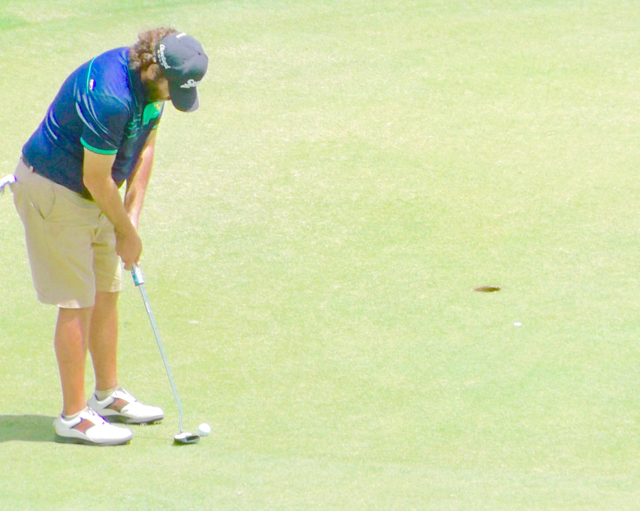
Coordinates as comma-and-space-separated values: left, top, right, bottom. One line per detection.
198, 423, 211, 437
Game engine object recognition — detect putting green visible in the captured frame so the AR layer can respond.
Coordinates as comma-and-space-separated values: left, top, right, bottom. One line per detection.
2, 0, 640, 509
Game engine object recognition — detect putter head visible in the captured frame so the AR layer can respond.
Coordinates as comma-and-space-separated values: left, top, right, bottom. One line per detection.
174, 431, 200, 445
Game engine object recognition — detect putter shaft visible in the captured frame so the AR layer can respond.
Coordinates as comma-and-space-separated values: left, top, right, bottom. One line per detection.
132, 264, 185, 433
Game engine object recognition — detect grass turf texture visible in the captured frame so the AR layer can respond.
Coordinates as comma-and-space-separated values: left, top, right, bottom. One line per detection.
2, 0, 640, 508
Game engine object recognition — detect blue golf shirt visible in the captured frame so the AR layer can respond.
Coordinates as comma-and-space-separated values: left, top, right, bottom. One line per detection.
23, 47, 164, 199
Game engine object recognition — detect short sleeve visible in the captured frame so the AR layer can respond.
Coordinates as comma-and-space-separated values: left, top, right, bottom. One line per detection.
77, 92, 129, 155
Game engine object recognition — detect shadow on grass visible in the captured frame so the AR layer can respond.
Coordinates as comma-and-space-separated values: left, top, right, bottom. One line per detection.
0, 415, 55, 443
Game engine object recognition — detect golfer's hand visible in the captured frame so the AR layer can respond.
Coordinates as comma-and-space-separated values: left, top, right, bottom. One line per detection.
115, 227, 142, 271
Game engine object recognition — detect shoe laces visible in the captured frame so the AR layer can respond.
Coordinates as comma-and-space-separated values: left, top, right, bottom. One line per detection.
82, 408, 107, 426
112, 387, 137, 403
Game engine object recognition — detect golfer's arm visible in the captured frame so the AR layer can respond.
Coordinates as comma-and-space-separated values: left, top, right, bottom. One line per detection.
82, 149, 136, 238
124, 130, 157, 231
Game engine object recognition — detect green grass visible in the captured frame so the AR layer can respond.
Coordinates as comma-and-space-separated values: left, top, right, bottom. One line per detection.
2, 0, 640, 509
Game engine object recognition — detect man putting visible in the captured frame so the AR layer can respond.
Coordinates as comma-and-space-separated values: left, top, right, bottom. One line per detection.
10, 28, 208, 445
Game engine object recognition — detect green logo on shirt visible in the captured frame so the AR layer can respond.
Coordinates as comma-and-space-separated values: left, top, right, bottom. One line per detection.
143, 102, 163, 126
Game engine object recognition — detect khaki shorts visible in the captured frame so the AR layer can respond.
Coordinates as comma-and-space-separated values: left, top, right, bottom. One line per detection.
12, 157, 122, 308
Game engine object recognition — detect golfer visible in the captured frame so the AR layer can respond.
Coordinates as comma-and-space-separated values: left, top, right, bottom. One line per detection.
10, 28, 208, 445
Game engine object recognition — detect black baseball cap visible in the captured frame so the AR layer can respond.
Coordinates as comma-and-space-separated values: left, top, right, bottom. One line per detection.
156, 32, 209, 112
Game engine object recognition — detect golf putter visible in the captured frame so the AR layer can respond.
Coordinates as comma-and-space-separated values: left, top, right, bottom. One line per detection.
131, 264, 200, 445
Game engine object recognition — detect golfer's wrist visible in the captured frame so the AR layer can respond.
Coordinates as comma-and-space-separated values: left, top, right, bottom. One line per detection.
115, 220, 138, 238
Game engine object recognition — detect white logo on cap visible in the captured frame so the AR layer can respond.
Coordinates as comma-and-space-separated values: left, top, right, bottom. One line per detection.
157, 44, 171, 69
181, 79, 201, 89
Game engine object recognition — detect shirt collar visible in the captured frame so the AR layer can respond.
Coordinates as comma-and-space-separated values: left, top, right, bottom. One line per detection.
125, 48, 148, 109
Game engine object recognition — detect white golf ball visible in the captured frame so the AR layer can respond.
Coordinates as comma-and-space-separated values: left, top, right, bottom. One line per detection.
198, 423, 211, 437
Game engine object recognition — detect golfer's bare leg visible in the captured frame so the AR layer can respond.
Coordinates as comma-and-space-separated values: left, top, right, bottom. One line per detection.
89, 291, 119, 393
55, 307, 92, 417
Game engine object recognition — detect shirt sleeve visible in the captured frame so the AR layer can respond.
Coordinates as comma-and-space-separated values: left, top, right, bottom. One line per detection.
77, 92, 129, 155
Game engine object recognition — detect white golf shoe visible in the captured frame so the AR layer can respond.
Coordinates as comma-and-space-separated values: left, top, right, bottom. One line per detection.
88, 387, 164, 425
53, 408, 133, 446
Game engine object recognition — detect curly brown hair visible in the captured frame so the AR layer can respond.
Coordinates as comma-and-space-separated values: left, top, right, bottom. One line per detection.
129, 27, 178, 73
